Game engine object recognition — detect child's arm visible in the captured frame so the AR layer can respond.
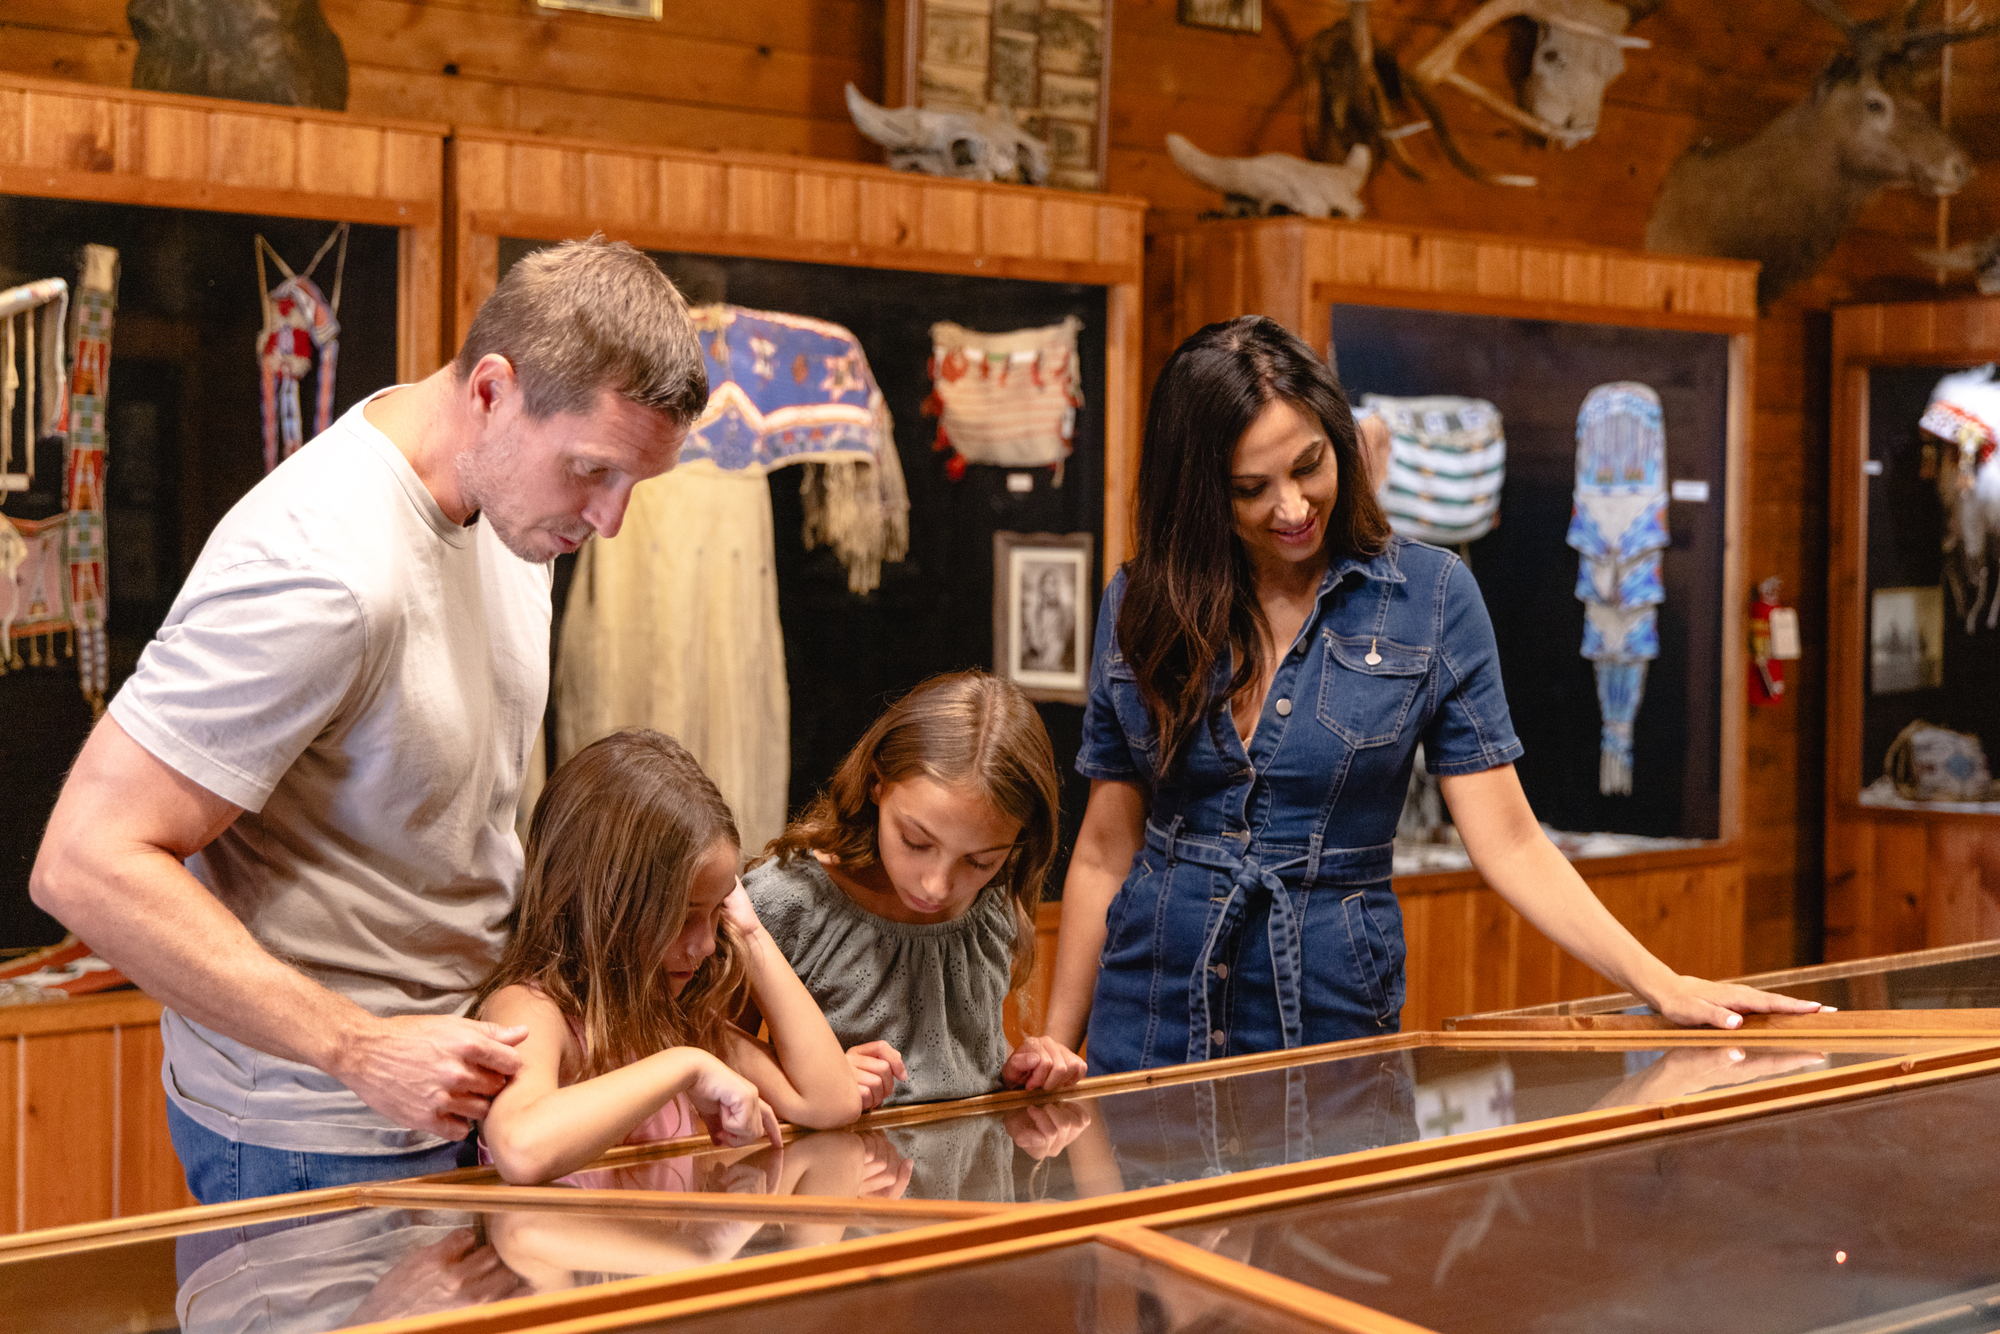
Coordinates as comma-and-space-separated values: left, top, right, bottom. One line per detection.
478, 985, 781, 1185
715, 882, 866, 1129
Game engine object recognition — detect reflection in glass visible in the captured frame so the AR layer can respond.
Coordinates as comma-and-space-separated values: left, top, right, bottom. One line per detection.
0, 1200, 918, 1334
593, 1044, 1891, 1204
1167, 1069, 2000, 1334
609, 1241, 1331, 1334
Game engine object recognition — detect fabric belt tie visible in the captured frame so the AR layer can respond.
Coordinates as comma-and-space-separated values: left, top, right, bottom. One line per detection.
1144, 821, 1392, 1066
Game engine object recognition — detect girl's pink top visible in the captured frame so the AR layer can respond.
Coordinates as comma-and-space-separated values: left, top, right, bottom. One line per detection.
478, 1004, 703, 1189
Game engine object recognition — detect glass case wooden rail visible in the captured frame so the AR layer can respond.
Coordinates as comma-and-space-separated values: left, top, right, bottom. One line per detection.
1450, 938, 2000, 1025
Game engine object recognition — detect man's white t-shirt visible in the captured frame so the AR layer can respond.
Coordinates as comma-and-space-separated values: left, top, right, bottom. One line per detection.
109, 391, 551, 1154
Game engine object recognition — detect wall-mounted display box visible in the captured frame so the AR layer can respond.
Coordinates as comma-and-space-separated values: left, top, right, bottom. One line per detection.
1152, 216, 1759, 1029
1826, 299, 2000, 961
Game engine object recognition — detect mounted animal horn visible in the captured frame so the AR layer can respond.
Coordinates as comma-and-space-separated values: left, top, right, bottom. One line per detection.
843, 83, 1051, 186
1407, 0, 1647, 164
1166, 133, 1371, 219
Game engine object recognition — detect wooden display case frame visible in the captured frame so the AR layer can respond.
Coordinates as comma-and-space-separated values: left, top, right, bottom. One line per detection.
1826, 298, 2000, 961
264, 1038, 2000, 1334
1151, 216, 1760, 1030
1450, 936, 2000, 1026
3, 1028, 1991, 1334
0, 70, 447, 383
446, 128, 1146, 572
0, 74, 449, 1236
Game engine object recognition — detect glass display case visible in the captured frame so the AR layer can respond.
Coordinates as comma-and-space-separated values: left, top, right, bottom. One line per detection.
1162, 1063, 2000, 1334
1151, 214, 1758, 1030
1827, 299, 2000, 962
447, 1034, 1966, 1208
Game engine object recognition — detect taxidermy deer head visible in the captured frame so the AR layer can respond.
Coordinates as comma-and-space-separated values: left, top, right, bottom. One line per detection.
1167, 133, 1371, 218
127, 0, 347, 110
1301, 0, 1648, 189
1645, 0, 1998, 308
844, 84, 1051, 186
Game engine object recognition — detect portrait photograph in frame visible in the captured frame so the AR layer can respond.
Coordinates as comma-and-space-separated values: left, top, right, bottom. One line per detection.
994, 531, 1093, 704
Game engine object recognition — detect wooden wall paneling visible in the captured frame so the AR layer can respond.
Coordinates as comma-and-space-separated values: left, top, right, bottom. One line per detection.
0, 1037, 15, 1235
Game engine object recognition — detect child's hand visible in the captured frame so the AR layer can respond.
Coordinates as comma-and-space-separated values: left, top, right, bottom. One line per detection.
1004, 1100, 1092, 1160
1001, 1035, 1087, 1092
687, 1053, 784, 1150
720, 878, 768, 943
846, 1040, 907, 1111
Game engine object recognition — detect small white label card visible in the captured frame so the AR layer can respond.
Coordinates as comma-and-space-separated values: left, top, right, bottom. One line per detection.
1670, 479, 1710, 503
1769, 607, 1802, 660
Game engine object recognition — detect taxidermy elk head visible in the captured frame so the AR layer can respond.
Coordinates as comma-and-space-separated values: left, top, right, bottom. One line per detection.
1644, 0, 1998, 308
844, 84, 1051, 186
127, 0, 347, 110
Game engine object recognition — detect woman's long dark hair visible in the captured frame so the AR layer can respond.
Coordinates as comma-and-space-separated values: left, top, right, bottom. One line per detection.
1119, 316, 1390, 776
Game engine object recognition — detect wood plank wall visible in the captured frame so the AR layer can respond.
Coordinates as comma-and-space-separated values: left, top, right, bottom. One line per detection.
10, 0, 2000, 968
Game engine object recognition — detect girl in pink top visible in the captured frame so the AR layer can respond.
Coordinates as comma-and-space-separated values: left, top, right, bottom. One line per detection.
474, 730, 862, 1185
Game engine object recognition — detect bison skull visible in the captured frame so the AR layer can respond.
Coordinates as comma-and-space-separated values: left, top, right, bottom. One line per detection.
845, 84, 1051, 186
1522, 0, 1637, 146
1166, 133, 1371, 219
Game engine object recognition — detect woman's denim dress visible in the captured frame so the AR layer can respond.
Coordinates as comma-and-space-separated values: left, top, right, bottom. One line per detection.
1076, 537, 1522, 1074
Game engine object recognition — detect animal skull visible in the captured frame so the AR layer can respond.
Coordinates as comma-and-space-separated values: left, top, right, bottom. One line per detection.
1917, 234, 2000, 294
1523, 0, 1640, 146
844, 84, 1051, 186
1166, 133, 1371, 219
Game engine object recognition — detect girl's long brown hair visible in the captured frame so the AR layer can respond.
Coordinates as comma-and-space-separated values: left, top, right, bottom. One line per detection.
1119, 315, 1390, 776
476, 729, 743, 1080
755, 671, 1060, 1011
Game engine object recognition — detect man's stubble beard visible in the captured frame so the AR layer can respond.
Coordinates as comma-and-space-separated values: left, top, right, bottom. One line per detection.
456, 426, 569, 564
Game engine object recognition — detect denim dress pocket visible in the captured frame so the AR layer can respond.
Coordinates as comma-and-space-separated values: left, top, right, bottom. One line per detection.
1316, 632, 1432, 749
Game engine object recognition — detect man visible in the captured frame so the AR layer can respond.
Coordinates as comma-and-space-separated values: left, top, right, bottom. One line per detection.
31, 239, 707, 1201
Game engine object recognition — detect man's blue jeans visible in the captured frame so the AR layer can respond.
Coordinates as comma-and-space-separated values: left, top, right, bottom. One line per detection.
166, 1099, 469, 1204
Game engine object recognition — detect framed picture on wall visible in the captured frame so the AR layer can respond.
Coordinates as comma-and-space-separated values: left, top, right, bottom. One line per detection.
994, 531, 1093, 703
1179, 0, 1261, 33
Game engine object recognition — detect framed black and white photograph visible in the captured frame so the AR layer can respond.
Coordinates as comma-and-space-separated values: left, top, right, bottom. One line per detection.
994, 531, 1093, 703
1178, 0, 1261, 34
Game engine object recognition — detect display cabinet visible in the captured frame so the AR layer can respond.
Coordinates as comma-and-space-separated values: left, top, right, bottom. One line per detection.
1152, 216, 1759, 1029
1826, 298, 2000, 961
13, 1028, 1995, 1334
0, 72, 447, 1234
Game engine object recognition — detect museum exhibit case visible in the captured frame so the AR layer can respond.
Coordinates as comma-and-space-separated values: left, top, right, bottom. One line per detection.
0, 72, 446, 1234
1150, 216, 1761, 1030
1454, 938, 2000, 1026
445, 130, 1146, 1028
1825, 298, 2000, 961
11, 1027, 1996, 1334
1153, 1051, 2000, 1334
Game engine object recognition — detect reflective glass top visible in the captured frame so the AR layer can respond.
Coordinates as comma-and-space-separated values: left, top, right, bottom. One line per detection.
1165, 1067, 2000, 1334
4, 1201, 922, 1334
569, 1041, 1920, 1206
1467, 945, 2000, 1019
603, 1240, 1333, 1334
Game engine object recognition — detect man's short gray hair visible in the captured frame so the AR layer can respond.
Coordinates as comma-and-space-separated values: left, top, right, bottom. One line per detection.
454, 237, 708, 425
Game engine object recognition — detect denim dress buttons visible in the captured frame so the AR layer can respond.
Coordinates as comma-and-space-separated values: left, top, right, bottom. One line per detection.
1076, 537, 1524, 1075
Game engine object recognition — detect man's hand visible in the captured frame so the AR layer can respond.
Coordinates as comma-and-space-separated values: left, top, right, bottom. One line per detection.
1001, 1035, 1087, 1092
344, 1228, 526, 1323
330, 1015, 530, 1140
845, 1040, 907, 1111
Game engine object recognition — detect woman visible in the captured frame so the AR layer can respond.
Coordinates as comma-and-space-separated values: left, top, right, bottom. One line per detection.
1045, 316, 1817, 1073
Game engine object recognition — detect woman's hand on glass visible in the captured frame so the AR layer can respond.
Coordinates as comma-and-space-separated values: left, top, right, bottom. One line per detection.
1644, 975, 1833, 1029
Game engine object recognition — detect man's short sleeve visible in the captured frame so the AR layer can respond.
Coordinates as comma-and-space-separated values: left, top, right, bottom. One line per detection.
109, 559, 366, 812
1421, 557, 1526, 777
1075, 571, 1145, 782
